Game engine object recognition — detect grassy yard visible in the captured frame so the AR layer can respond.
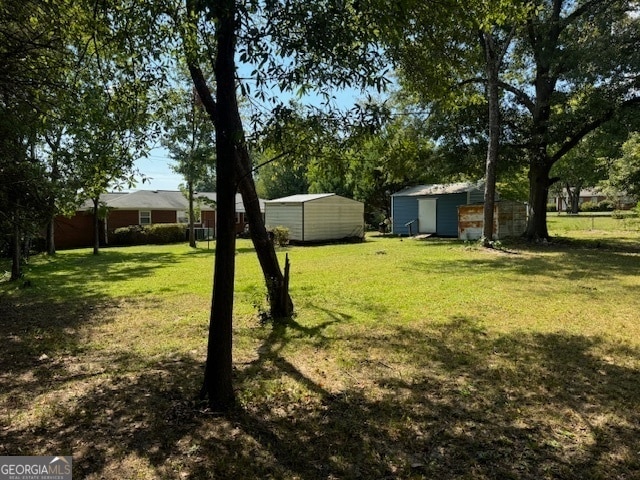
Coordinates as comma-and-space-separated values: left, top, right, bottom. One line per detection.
1, 216, 640, 479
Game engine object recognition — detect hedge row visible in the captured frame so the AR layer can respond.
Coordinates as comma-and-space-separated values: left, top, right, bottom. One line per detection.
111, 224, 187, 246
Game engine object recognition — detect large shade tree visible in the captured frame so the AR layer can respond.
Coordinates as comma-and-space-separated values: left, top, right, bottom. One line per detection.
379, 0, 639, 240
375, 0, 530, 244
511, 0, 639, 239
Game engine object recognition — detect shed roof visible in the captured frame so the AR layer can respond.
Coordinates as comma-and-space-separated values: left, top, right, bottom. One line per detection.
392, 182, 484, 197
266, 193, 337, 203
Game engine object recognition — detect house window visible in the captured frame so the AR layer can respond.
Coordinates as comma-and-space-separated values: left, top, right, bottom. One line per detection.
235, 213, 241, 224
139, 210, 151, 225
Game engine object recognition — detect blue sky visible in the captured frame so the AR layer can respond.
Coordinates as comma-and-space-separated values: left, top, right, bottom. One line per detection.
133, 148, 181, 191
132, 87, 383, 192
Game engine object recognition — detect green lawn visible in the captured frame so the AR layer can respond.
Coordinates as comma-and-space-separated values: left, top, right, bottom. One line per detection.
1, 219, 639, 479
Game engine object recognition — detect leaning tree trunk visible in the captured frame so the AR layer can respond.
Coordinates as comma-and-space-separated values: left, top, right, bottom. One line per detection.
187, 59, 294, 321
197, 0, 238, 411
236, 148, 294, 319
524, 157, 553, 240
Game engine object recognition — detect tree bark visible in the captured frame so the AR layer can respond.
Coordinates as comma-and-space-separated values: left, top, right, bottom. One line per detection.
481, 32, 500, 246
524, 156, 553, 240
46, 219, 56, 255
235, 147, 294, 319
10, 210, 21, 282
45, 149, 60, 255
188, 180, 196, 248
92, 197, 100, 255
185, 39, 294, 321
567, 183, 581, 214
198, 0, 238, 411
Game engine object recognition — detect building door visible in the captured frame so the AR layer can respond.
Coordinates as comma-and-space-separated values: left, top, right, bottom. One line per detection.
418, 198, 437, 233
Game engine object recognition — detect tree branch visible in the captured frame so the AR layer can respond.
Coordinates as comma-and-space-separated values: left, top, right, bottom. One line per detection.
551, 96, 640, 163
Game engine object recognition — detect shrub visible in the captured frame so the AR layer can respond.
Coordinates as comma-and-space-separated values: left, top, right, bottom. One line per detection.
111, 224, 187, 246
579, 201, 599, 212
546, 203, 557, 212
597, 200, 615, 211
112, 225, 146, 245
270, 226, 290, 247
145, 223, 187, 244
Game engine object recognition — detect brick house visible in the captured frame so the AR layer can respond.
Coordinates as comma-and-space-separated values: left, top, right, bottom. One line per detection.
54, 190, 264, 250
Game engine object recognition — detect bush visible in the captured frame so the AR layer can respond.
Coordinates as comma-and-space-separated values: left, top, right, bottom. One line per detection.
145, 223, 187, 243
579, 201, 599, 212
597, 200, 615, 212
111, 224, 187, 246
546, 203, 557, 212
270, 226, 290, 247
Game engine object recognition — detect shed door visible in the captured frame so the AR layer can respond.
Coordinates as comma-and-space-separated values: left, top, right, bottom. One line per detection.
418, 198, 437, 233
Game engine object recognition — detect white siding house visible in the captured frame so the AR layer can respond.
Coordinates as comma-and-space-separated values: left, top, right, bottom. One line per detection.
265, 194, 365, 242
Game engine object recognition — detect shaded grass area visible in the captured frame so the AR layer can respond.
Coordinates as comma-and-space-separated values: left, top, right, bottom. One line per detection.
1, 231, 640, 479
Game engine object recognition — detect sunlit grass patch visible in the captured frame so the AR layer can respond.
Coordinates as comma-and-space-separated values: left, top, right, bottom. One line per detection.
1, 228, 640, 479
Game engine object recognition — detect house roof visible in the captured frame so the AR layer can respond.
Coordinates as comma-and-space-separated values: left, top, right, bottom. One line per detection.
392, 182, 484, 197
107, 190, 187, 209
79, 190, 263, 213
266, 193, 336, 203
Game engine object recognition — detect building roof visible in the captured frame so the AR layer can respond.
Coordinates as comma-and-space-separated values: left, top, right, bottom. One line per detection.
266, 193, 337, 203
392, 182, 484, 197
78, 190, 263, 213
107, 190, 187, 210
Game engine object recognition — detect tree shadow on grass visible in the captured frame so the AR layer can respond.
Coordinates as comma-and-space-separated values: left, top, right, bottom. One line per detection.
2, 312, 639, 479
407, 238, 640, 284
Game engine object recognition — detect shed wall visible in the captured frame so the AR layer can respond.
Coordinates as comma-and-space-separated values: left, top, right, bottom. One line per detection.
458, 202, 527, 240
496, 202, 527, 238
436, 192, 468, 237
265, 203, 304, 241
391, 196, 419, 235
54, 212, 99, 249
392, 188, 487, 237
303, 196, 364, 241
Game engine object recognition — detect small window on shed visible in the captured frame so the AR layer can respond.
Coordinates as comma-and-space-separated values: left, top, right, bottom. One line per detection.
139, 210, 151, 225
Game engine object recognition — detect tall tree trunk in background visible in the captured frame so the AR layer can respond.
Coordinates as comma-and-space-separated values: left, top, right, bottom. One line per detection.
46, 219, 56, 255
92, 197, 100, 255
481, 31, 500, 246
10, 208, 21, 281
566, 183, 581, 214
45, 141, 60, 255
196, 0, 238, 411
188, 179, 196, 248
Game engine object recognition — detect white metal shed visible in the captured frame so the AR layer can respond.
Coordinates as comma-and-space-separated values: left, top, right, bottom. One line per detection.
265, 193, 365, 242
